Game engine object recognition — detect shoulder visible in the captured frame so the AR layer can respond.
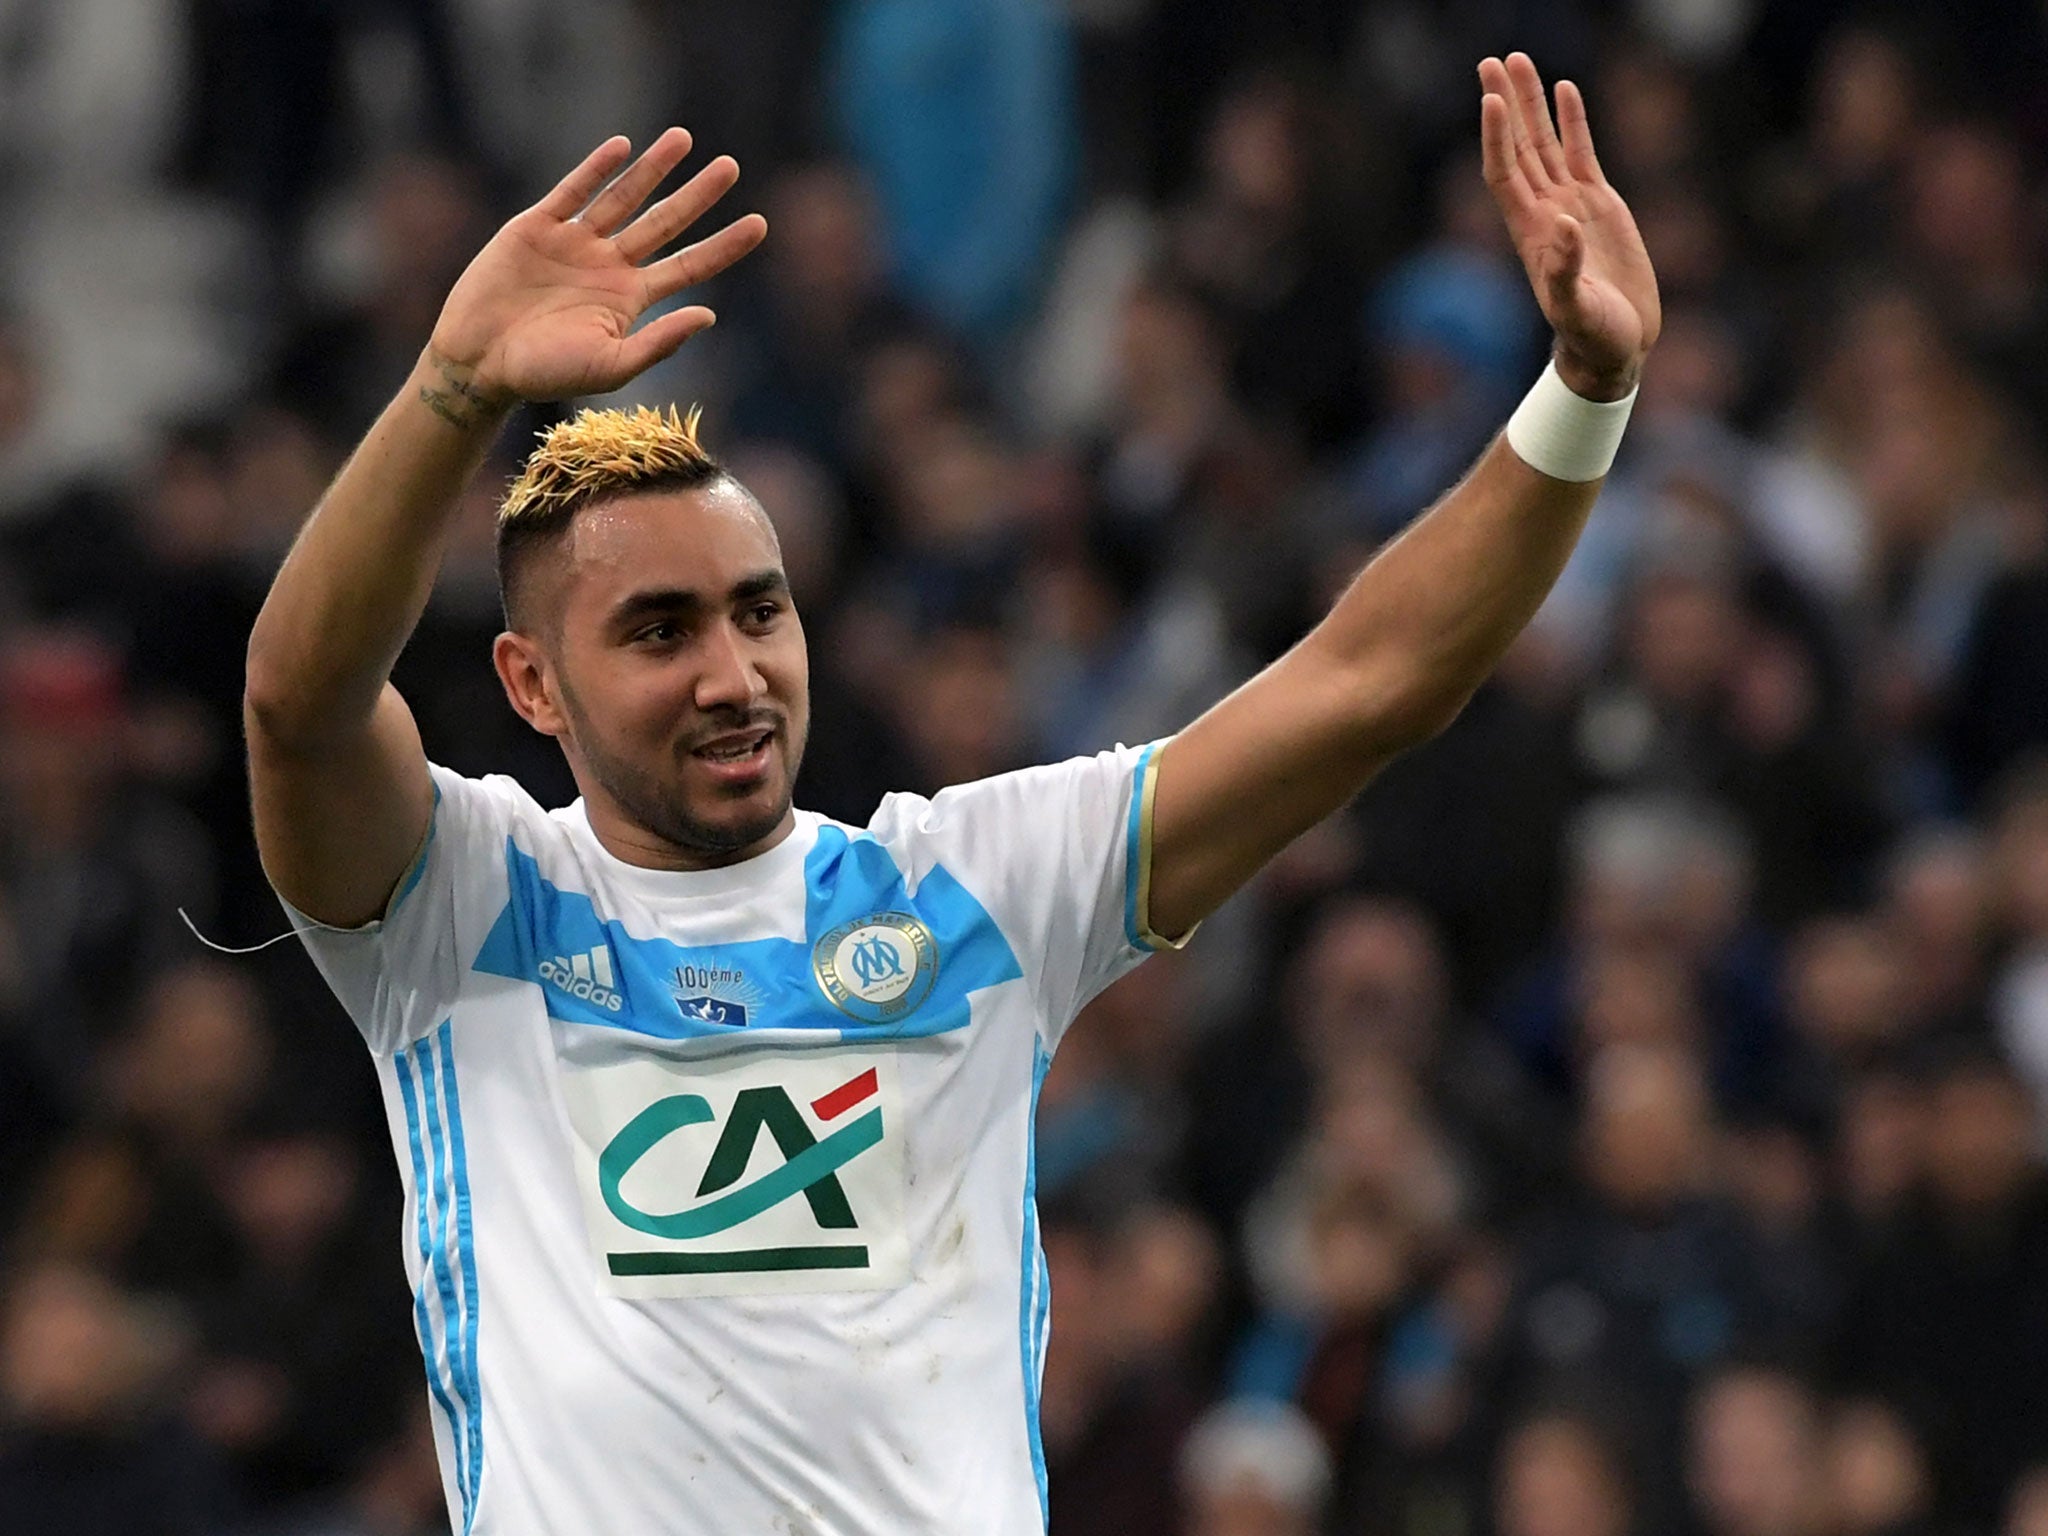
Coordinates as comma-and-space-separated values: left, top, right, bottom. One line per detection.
861, 744, 1160, 844
415, 763, 579, 892
428, 762, 559, 833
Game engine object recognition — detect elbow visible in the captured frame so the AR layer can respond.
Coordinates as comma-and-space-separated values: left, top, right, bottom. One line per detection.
244, 637, 288, 736
243, 681, 306, 755
243, 639, 322, 754
1370, 697, 1469, 758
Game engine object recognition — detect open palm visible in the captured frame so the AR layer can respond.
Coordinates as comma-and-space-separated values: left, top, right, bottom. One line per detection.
1479, 54, 1660, 398
431, 129, 768, 404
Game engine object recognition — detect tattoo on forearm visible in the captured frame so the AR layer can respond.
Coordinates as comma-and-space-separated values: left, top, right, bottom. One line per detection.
419, 358, 511, 429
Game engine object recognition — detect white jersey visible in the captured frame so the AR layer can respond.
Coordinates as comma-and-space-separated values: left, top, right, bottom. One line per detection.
286, 742, 1178, 1536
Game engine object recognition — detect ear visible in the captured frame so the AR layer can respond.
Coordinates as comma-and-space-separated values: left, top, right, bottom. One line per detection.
493, 631, 569, 738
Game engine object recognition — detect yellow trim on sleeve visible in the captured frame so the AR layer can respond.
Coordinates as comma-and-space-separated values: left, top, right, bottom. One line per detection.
1135, 741, 1196, 952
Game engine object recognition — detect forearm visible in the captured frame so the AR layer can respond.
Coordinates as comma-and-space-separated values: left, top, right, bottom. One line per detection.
1304, 434, 1597, 752
1148, 54, 1657, 940
244, 351, 509, 746
1147, 433, 1602, 939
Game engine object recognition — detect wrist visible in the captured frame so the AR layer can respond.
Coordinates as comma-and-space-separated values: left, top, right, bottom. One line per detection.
1506, 359, 1638, 483
413, 347, 516, 433
1551, 343, 1642, 404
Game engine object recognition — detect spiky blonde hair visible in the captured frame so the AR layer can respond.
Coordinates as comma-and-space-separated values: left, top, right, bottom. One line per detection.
494, 403, 730, 630
498, 403, 719, 526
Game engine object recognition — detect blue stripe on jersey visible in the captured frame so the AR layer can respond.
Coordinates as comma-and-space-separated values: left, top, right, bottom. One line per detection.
1122, 743, 1157, 950
470, 825, 1022, 1039
434, 1021, 485, 1533
414, 1031, 475, 1510
395, 1041, 470, 1517
1020, 1040, 1053, 1530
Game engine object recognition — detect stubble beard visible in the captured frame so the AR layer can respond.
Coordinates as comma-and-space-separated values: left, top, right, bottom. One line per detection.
558, 680, 805, 862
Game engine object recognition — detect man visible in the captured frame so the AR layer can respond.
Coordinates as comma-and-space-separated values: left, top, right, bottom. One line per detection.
245, 54, 1657, 1536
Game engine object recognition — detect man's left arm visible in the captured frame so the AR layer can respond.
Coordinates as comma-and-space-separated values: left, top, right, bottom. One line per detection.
1146, 53, 1661, 941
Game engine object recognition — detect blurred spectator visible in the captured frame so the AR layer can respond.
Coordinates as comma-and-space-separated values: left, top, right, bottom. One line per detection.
1501, 1041, 1791, 1519
830, 0, 1077, 342
1686, 1364, 1830, 1536
1569, 526, 1885, 922
0, 1262, 221, 1535
0, 629, 216, 1096
1494, 1408, 1637, 1536
1019, 505, 1246, 763
1040, 1203, 1211, 1536
1901, 122, 2048, 434
1761, 25, 1919, 279
1168, 66, 1372, 449
1946, 487, 2048, 805
21, 961, 271, 1305
1840, 1047, 2048, 1528
184, 1121, 414, 1509
1826, 1397, 1942, 1536
1178, 1397, 1332, 1536
1834, 1066, 1928, 1238
1224, 1037, 1492, 1521
272, 154, 490, 443
1038, 956, 1191, 1208
723, 163, 914, 476
1339, 173, 1541, 538
1190, 895, 1559, 1231
1783, 914, 1910, 1077
1989, 761, 2048, 1116
1880, 825, 1992, 1036
177, 0, 470, 243
1500, 794, 1789, 1111
2010, 1469, 2048, 1536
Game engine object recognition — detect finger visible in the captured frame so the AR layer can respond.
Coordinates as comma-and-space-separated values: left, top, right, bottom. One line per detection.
1506, 52, 1570, 187
1480, 54, 1551, 193
614, 155, 742, 264
641, 213, 769, 303
536, 137, 633, 220
613, 307, 718, 379
581, 126, 695, 235
1545, 213, 1586, 312
1480, 93, 1541, 223
1554, 79, 1608, 186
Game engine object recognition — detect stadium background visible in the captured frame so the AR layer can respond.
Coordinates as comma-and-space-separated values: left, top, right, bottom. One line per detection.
6, 1, 2048, 1533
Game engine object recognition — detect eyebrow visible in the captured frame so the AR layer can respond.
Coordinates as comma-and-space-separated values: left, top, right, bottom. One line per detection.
606, 570, 790, 630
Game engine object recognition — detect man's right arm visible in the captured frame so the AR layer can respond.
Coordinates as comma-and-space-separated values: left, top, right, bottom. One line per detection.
244, 130, 767, 928
243, 353, 507, 928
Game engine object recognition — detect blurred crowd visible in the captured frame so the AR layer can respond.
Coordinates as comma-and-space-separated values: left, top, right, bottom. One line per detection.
6, 1, 2048, 1533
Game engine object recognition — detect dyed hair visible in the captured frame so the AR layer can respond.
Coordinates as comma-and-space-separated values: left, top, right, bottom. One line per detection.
495, 404, 728, 632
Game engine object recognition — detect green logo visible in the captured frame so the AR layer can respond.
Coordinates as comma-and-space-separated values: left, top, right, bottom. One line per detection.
596, 1069, 882, 1276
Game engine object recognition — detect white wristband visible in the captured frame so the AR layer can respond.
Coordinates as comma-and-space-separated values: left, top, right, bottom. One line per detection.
1505, 360, 1638, 483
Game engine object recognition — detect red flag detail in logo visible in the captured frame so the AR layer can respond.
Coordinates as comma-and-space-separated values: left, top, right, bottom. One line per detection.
811, 1068, 879, 1122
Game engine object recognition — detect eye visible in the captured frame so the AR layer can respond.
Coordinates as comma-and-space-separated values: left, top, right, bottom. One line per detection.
633, 620, 680, 645
744, 601, 782, 629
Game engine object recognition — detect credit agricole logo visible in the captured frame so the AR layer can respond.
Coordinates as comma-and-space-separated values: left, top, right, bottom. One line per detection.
564, 1049, 908, 1298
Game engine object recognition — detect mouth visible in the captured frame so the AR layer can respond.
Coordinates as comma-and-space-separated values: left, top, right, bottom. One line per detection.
687, 725, 777, 785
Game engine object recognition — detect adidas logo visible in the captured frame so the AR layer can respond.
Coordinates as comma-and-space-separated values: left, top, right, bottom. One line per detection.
538, 946, 624, 1012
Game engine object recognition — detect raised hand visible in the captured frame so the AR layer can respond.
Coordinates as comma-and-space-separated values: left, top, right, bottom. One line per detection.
1479, 54, 1660, 400
425, 129, 768, 417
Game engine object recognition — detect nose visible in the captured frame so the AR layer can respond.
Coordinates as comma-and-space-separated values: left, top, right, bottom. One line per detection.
693, 618, 767, 713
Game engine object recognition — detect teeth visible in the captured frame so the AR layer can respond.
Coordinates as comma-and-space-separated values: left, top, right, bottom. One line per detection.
699, 734, 766, 762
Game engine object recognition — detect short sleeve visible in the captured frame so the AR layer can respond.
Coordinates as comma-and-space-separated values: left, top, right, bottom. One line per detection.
865, 739, 1188, 1051
278, 763, 527, 1057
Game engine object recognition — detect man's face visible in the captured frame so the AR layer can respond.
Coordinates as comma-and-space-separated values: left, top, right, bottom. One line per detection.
503, 480, 810, 865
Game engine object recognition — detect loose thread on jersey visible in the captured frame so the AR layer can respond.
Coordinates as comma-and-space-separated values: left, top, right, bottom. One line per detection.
177, 906, 311, 956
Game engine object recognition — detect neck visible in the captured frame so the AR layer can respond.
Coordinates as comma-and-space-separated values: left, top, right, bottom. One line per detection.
580, 797, 798, 872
